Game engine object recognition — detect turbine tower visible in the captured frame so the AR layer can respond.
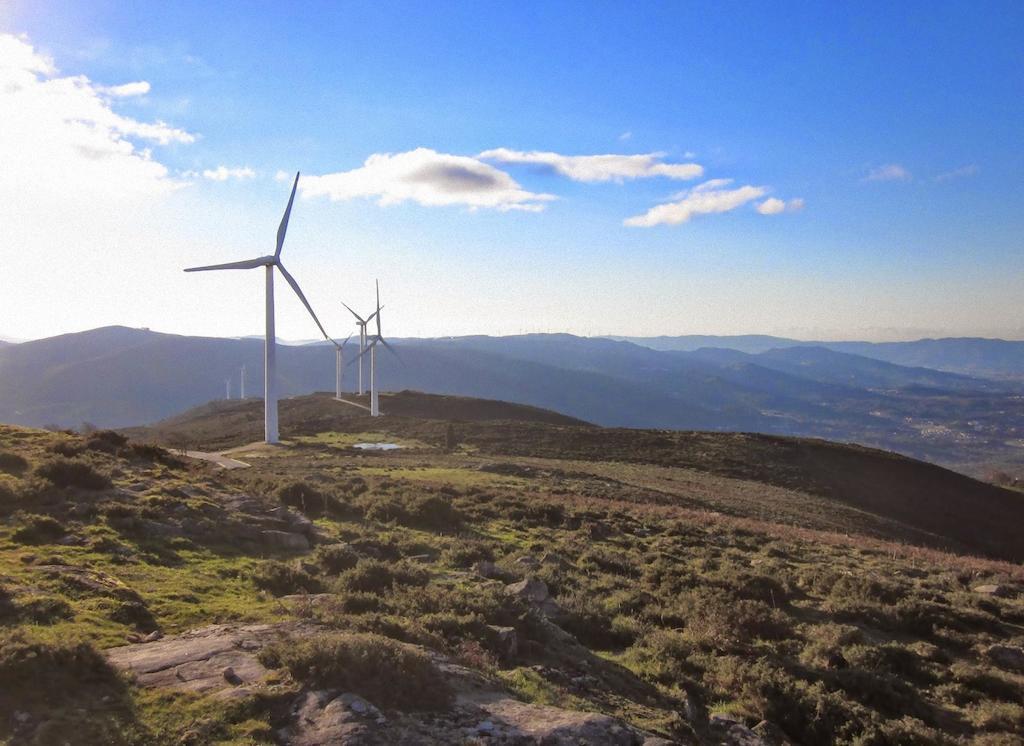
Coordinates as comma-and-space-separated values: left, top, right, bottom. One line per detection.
341, 301, 379, 396
240, 365, 246, 399
184, 173, 333, 444
225, 378, 232, 400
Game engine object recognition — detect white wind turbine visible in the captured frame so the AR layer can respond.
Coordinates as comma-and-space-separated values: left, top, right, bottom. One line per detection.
185, 172, 334, 444
333, 333, 353, 399
357, 280, 396, 417
341, 301, 380, 396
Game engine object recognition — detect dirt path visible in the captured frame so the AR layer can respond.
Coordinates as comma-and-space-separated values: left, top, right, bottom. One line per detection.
184, 450, 251, 469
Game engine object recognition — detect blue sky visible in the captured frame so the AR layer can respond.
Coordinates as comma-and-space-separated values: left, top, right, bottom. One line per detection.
1, 1, 1022, 341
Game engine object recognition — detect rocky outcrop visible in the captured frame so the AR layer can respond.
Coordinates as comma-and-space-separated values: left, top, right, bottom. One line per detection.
105, 622, 314, 696
281, 690, 387, 745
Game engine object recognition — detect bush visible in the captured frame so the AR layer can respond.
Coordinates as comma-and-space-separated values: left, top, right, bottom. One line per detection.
259, 632, 452, 710
277, 480, 337, 517
335, 559, 429, 594
314, 543, 360, 574
361, 492, 463, 532
252, 560, 322, 596
35, 457, 111, 490
83, 430, 128, 454
12, 513, 66, 544
0, 451, 28, 475
441, 540, 495, 568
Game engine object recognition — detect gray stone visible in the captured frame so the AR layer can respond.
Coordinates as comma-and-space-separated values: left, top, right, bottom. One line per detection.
486, 625, 518, 661
260, 529, 310, 551
709, 714, 769, 746
985, 643, 1024, 673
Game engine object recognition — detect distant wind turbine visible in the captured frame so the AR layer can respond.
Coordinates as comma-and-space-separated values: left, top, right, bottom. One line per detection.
184, 172, 334, 444
240, 365, 246, 399
225, 377, 232, 400
355, 280, 397, 417
341, 301, 380, 396
333, 333, 353, 399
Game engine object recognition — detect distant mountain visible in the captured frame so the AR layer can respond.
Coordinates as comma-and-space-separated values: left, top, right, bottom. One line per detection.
619, 335, 1024, 380
2, 326, 1023, 475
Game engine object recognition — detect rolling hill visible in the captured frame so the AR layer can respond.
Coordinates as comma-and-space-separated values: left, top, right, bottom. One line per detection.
3, 326, 1024, 476
3, 392, 1024, 744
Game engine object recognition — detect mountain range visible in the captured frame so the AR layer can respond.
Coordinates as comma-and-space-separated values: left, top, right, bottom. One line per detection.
1, 326, 1022, 476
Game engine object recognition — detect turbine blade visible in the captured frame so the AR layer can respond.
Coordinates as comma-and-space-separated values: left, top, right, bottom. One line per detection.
275, 172, 300, 258
340, 332, 353, 351
379, 336, 402, 363
277, 262, 332, 343
341, 301, 366, 324
346, 338, 377, 366
184, 256, 271, 272
365, 304, 383, 325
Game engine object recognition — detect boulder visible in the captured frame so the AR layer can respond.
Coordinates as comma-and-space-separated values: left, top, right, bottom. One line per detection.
505, 577, 562, 618
260, 530, 310, 552
486, 625, 518, 661
984, 643, 1024, 673
282, 690, 385, 746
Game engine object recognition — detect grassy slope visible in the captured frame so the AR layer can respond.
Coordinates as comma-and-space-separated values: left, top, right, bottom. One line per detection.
1, 400, 1023, 744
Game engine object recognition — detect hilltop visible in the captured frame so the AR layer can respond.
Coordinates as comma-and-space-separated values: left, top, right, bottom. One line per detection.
2, 395, 1024, 744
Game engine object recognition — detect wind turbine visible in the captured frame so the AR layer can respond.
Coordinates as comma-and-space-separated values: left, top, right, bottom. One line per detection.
341, 301, 380, 396
240, 365, 246, 399
225, 378, 232, 400
333, 333, 353, 399
184, 172, 334, 444
360, 280, 396, 417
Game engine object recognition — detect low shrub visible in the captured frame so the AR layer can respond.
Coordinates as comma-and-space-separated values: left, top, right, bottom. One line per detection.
35, 457, 111, 490
314, 543, 360, 574
0, 451, 28, 475
277, 480, 338, 517
259, 632, 452, 710
335, 559, 429, 594
441, 540, 494, 568
252, 560, 322, 596
83, 430, 128, 454
12, 513, 66, 544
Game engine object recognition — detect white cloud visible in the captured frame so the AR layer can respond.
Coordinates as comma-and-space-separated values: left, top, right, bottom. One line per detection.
864, 163, 911, 182
478, 148, 703, 183
757, 197, 805, 215
624, 179, 766, 227
202, 165, 256, 181
102, 80, 151, 97
935, 163, 979, 182
302, 148, 556, 212
618, 131, 632, 141
757, 197, 786, 215
0, 32, 195, 204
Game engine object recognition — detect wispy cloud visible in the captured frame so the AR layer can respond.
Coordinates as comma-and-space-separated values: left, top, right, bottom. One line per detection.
757, 197, 805, 215
935, 163, 979, 182
479, 148, 703, 183
201, 165, 256, 181
302, 148, 556, 212
624, 179, 766, 227
0, 33, 194, 201
618, 131, 632, 141
863, 163, 911, 182
101, 81, 151, 97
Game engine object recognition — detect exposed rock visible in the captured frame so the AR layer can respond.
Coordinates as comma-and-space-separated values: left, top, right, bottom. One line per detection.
505, 577, 562, 618
486, 625, 518, 661
514, 555, 541, 570
973, 584, 1014, 598
477, 698, 644, 744
105, 622, 313, 695
282, 689, 386, 745
260, 529, 310, 552
984, 643, 1024, 673
752, 720, 794, 745
708, 714, 769, 746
